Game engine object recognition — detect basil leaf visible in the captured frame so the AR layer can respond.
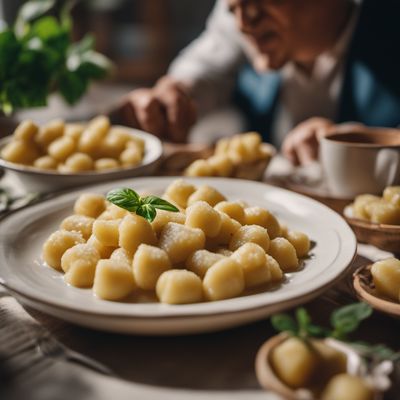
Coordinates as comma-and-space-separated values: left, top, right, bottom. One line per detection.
142, 195, 179, 212
306, 324, 330, 338
106, 188, 140, 211
331, 303, 372, 335
296, 308, 311, 330
136, 204, 157, 222
271, 314, 298, 335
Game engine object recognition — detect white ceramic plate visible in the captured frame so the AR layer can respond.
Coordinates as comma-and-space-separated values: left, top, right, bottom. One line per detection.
0, 177, 356, 335
0, 126, 163, 193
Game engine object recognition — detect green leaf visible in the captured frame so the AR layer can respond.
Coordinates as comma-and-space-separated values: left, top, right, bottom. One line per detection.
296, 308, 311, 330
17, 0, 55, 22
136, 204, 157, 222
15, 0, 56, 37
306, 324, 330, 338
106, 188, 141, 212
30, 16, 62, 41
331, 303, 372, 336
1, 0, 109, 113
142, 196, 179, 212
0, 30, 20, 78
58, 69, 88, 104
60, 0, 76, 31
350, 342, 400, 363
68, 35, 95, 57
271, 314, 298, 335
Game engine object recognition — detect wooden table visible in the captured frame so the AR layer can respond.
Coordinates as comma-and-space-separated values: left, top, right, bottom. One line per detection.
18, 161, 400, 400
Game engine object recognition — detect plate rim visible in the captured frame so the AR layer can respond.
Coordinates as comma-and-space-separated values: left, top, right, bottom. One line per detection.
0, 176, 357, 319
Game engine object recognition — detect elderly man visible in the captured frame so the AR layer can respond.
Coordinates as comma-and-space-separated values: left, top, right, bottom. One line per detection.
116, 0, 400, 165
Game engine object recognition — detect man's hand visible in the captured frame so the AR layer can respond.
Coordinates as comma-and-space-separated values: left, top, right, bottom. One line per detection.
282, 117, 334, 166
110, 76, 197, 143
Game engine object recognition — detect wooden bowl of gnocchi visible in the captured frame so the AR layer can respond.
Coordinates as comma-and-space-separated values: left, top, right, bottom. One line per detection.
0, 116, 163, 193
353, 261, 400, 318
184, 132, 275, 180
343, 187, 400, 253
256, 333, 380, 400
0, 177, 357, 334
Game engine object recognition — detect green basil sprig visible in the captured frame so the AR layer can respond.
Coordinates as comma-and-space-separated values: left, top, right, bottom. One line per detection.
106, 188, 179, 223
271, 302, 372, 341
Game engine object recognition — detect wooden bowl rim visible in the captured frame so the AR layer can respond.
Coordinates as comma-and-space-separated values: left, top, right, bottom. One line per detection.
353, 264, 400, 317
255, 333, 301, 400
343, 206, 400, 233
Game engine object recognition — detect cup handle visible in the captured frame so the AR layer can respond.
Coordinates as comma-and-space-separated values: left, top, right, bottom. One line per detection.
375, 149, 400, 186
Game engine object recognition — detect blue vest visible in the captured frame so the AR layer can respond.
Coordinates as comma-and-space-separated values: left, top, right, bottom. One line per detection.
234, 0, 400, 141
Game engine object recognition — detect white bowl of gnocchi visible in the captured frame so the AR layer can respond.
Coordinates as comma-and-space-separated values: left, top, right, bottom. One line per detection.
0, 177, 357, 334
0, 116, 163, 193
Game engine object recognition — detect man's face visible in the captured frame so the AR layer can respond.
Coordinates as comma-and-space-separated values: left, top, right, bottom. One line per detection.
227, 0, 341, 70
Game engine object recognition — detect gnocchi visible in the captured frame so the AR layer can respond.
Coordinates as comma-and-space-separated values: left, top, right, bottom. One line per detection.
214, 201, 246, 224
185, 201, 222, 238
321, 374, 374, 400
186, 249, 225, 278
93, 259, 136, 301
349, 186, 400, 225
1, 116, 145, 172
184, 132, 273, 179
229, 225, 270, 252
268, 238, 299, 272
61, 244, 100, 287
231, 243, 270, 288
156, 270, 203, 304
203, 258, 244, 301
74, 193, 106, 218
41, 179, 311, 304
159, 222, 205, 264
42, 230, 84, 270
271, 337, 319, 388
371, 257, 400, 301
60, 214, 94, 240
133, 244, 171, 290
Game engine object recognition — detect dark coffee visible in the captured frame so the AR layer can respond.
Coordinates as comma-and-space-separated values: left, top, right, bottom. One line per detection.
326, 131, 400, 146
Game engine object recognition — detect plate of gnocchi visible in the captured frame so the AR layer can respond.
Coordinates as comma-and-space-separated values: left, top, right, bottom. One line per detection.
0, 116, 163, 193
0, 177, 356, 334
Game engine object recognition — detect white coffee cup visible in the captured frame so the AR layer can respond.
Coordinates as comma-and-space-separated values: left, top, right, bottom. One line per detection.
320, 130, 400, 198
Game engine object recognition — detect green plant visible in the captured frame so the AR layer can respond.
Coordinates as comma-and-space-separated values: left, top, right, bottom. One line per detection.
271, 302, 400, 364
106, 188, 179, 222
0, 0, 112, 115
271, 303, 372, 341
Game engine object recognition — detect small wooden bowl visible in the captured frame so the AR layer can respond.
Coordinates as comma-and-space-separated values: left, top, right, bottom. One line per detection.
232, 143, 276, 181
255, 333, 363, 400
353, 264, 400, 318
344, 206, 400, 254
173, 142, 276, 181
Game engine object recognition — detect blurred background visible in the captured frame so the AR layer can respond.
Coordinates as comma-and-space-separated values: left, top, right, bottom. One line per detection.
0, 0, 242, 140
0, 0, 216, 84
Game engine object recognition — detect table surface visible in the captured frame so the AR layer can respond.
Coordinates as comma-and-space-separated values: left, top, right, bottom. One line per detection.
2, 148, 400, 400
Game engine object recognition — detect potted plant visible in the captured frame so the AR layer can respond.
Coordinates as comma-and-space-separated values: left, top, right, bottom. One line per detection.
0, 0, 111, 135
